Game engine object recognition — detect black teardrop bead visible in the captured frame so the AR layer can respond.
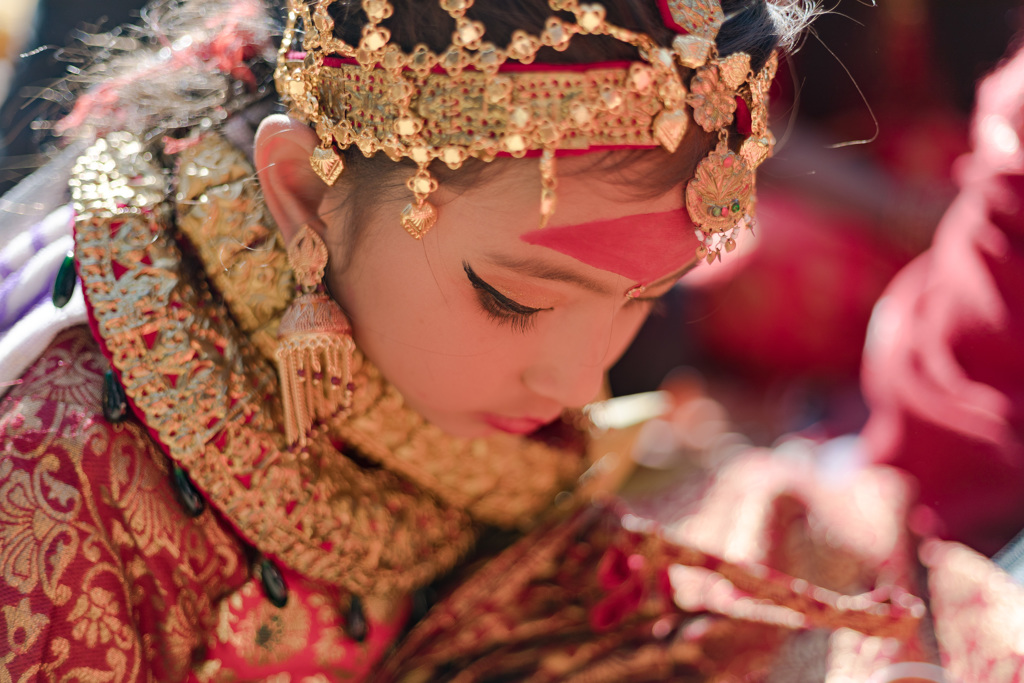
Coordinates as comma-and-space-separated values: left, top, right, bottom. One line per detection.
346, 594, 368, 642
52, 251, 76, 308
260, 558, 288, 608
102, 370, 128, 423
172, 465, 205, 518
409, 586, 435, 626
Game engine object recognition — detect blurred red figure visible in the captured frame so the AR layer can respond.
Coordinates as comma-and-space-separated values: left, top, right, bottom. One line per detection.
862, 44, 1024, 555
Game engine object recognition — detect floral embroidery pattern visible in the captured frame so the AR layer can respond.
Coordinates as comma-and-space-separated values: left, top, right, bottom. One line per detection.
3, 597, 49, 656
68, 587, 132, 649
0, 456, 79, 604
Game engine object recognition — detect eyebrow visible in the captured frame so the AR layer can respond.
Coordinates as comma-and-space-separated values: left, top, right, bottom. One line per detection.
483, 252, 618, 296
484, 252, 700, 298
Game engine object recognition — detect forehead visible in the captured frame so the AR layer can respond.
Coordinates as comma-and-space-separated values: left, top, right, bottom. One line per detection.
436, 153, 685, 232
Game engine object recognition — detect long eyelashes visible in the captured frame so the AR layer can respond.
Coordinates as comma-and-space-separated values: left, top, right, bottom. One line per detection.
475, 291, 539, 333
463, 262, 544, 334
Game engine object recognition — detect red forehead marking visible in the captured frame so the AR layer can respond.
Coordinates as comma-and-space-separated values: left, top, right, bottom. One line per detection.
521, 210, 699, 286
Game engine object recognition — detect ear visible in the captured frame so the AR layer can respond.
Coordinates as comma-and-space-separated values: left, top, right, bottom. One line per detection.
254, 114, 331, 245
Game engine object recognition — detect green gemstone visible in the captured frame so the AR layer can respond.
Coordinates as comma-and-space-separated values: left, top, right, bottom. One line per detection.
711, 206, 722, 217
260, 559, 289, 608
52, 251, 76, 308
102, 370, 128, 423
172, 465, 206, 518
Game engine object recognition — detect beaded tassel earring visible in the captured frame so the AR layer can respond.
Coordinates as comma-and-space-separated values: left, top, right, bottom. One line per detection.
275, 225, 356, 447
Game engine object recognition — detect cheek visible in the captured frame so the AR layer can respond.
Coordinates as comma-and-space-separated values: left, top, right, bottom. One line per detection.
333, 244, 533, 409
529, 302, 653, 384
604, 304, 655, 367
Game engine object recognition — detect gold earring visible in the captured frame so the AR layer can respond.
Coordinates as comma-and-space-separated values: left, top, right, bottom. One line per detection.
275, 225, 356, 447
685, 135, 754, 263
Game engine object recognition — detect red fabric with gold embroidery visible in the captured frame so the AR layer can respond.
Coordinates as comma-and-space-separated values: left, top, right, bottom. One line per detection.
0, 327, 249, 680
0, 327, 407, 682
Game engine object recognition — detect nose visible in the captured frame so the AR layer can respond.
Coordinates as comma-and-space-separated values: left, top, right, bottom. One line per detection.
521, 314, 614, 409
522, 357, 606, 409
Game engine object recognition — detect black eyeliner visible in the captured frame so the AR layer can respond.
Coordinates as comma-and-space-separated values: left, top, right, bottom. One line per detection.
462, 262, 544, 315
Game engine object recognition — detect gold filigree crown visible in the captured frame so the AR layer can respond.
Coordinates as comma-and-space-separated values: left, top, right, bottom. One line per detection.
275, 0, 779, 263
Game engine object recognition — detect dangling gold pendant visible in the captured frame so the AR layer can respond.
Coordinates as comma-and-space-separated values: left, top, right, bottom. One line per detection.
653, 108, 689, 153
310, 145, 345, 186
276, 293, 356, 447
685, 141, 753, 234
400, 200, 438, 239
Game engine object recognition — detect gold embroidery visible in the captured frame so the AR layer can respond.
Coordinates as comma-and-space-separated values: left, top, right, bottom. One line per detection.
63, 649, 130, 683
107, 429, 183, 558
1, 327, 251, 679
312, 627, 348, 669
19, 340, 104, 408
2, 597, 49, 657
0, 456, 79, 606
305, 592, 348, 667
68, 587, 134, 649
192, 657, 225, 682
175, 134, 293, 361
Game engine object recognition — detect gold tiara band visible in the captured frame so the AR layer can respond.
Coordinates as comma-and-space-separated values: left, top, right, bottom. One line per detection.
287, 59, 672, 156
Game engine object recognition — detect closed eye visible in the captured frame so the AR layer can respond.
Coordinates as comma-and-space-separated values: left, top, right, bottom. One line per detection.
463, 262, 550, 334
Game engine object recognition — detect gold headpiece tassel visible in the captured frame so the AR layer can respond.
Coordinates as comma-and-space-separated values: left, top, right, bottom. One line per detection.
276, 225, 356, 447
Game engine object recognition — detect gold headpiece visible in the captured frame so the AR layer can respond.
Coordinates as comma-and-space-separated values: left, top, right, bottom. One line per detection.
275, 0, 779, 263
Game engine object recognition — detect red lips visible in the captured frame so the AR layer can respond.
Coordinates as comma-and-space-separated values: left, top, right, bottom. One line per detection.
480, 412, 553, 435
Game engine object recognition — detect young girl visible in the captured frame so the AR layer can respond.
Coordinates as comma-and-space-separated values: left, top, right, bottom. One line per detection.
0, 0, 941, 680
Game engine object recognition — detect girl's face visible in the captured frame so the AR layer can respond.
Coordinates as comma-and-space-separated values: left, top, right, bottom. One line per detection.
325, 156, 693, 439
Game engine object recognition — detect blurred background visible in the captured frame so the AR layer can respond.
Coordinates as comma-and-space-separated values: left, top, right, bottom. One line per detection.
610, 0, 1024, 447
0, 0, 1021, 447
0, 0, 142, 192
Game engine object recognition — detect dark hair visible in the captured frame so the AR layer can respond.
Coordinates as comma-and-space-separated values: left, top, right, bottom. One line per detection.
321, 0, 793, 258
328, 0, 781, 70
